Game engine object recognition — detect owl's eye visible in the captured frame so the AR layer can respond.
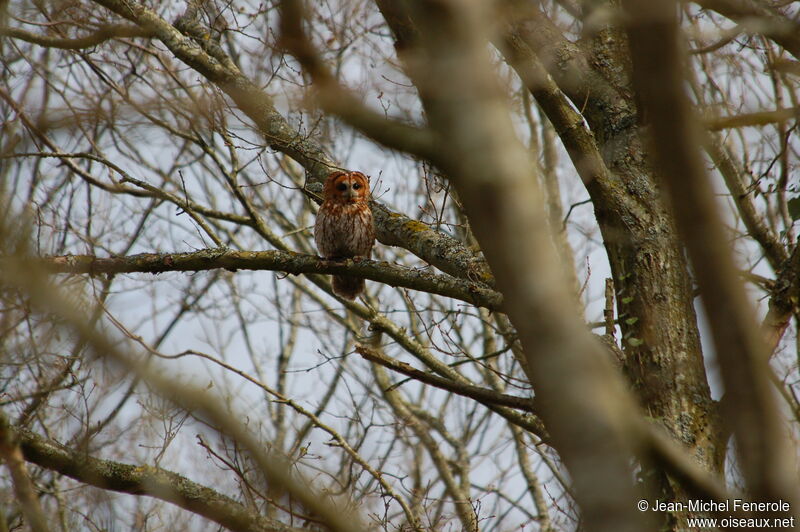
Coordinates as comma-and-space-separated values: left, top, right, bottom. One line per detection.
336, 183, 347, 191
352, 183, 361, 190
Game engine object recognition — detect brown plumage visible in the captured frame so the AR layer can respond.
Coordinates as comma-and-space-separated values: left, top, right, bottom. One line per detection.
314, 171, 375, 299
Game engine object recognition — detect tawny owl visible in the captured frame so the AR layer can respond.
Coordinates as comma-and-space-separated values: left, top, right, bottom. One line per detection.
314, 170, 375, 300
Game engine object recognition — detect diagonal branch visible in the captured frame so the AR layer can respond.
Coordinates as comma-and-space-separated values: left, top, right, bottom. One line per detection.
277, 0, 438, 161
702, 136, 788, 270
355, 345, 537, 413
494, 19, 615, 194
500, 0, 637, 142
16, 426, 303, 532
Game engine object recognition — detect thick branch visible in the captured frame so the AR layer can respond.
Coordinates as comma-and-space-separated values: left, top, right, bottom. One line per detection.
16, 428, 301, 532
495, 22, 616, 198
501, 0, 725, 483
30, 249, 503, 310
371, 203, 494, 287
376, 2, 652, 531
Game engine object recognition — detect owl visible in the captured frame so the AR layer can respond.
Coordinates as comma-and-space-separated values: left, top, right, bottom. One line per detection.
314, 170, 375, 300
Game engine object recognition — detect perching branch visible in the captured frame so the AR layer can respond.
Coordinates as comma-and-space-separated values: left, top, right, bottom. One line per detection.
28, 249, 503, 310
0, 248, 371, 532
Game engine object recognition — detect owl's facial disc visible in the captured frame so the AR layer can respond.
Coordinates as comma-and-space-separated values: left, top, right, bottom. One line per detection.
326, 171, 368, 203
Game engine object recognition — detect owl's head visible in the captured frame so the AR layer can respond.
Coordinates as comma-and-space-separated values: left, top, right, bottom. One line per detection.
323, 171, 370, 204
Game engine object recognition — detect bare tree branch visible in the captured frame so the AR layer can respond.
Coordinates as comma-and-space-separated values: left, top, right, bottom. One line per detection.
28, 249, 503, 310
276, 0, 439, 161
0, 412, 50, 532
0, 249, 370, 532
355, 344, 538, 414
1, 24, 153, 49
705, 106, 800, 130
693, 0, 800, 60
16, 427, 304, 532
